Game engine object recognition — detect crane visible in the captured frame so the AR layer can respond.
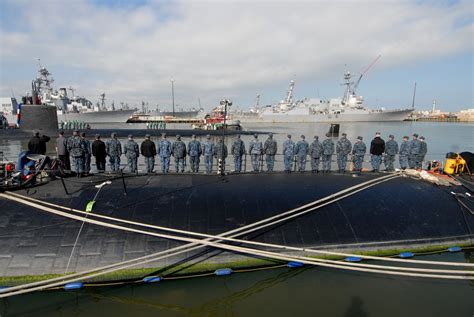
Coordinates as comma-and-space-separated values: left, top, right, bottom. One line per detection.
351, 55, 381, 95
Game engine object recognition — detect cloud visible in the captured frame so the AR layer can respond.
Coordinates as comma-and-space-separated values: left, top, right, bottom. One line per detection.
0, 0, 472, 109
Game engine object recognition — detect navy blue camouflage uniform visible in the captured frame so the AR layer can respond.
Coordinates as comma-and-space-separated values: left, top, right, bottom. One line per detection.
172, 137, 187, 173
231, 137, 246, 172
283, 137, 295, 172
202, 137, 215, 173
399, 138, 409, 169
352, 139, 366, 172
68, 135, 86, 175
309, 137, 323, 172
157, 138, 172, 173
124, 138, 140, 173
249, 137, 263, 172
188, 138, 202, 172
384, 137, 399, 171
408, 136, 421, 169
82, 136, 91, 174
106, 137, 122, 172
336, 135, 352, 172
321, 136, 334, 172
263, 134, 277, 172
418, 138, 427, 169
295, 137, 309, 171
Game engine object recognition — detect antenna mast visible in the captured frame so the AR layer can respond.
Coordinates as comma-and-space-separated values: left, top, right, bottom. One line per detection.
411, 82, 417, 110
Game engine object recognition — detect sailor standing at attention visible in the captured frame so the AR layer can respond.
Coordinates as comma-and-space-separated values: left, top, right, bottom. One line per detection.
172, 135, 187, 173
336, 133, 352, 173
187, 134, 202, 173
283, 134, 295, 173
202, 135, 215, 174
157, 133, 172, 173
417, 136, 428, 169
249, 134, 263, 172
263, 133, 277, 172
398, 136, 410, 170
106, 132, 122, 172
352, 136, 366, 175
124, 134, 140, 173
408, 133, 421, 169
321, 133, 335, 173
295, 135, 309, 172
68, 130, 86, 177
309, 136, 323, 173
81, 132, 92, 176
369, 132, 385, 172
231, 134, 246, 172
384, 134, 399, 171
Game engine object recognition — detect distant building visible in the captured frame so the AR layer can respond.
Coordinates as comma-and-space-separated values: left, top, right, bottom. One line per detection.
456, 109, 474, 122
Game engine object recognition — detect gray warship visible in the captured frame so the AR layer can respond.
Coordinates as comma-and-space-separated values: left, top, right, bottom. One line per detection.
27, 64, 136, 124
233, 66, 413, 123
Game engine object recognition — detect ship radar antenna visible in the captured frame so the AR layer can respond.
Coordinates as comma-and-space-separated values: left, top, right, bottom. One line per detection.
285, 80, 296, 104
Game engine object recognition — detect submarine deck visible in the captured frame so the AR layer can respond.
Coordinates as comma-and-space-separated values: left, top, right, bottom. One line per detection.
0, 172, 473, 278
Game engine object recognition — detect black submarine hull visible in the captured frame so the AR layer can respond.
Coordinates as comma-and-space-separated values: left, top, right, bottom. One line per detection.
0, 172, 473, 279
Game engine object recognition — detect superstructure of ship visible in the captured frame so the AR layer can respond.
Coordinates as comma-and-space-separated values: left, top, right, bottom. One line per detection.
24, 64, 136, 124
232, 58, 414, 123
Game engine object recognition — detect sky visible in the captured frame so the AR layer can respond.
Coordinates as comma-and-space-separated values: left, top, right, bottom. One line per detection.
0, 0, 472, 112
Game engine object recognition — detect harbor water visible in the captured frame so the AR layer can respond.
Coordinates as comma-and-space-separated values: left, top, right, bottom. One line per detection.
0, 121, 473, 316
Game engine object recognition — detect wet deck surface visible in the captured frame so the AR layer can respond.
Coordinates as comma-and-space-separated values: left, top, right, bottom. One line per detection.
0, 172, 473, 276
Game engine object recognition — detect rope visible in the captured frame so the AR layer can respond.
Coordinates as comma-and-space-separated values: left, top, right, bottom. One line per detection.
1, 176, 473, 297
7, 175, 474, 267
0, 197, 473, 299
4, 190, 474, 276
1, 173, 472, 297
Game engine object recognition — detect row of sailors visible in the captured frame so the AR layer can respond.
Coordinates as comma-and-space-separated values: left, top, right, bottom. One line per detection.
56, 131, 427, 176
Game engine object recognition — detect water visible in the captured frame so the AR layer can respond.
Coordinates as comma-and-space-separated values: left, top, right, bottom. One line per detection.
0, 121, 473, 316
1, 252, 473, 316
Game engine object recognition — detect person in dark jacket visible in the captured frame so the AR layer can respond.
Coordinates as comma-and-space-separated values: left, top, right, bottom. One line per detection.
92, 134, 107, 173
28, 131, 50, 155
369, 132, 385, 172
140, 134, 157, 174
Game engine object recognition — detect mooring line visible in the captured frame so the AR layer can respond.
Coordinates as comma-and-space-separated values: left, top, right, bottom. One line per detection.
1, 175, 474, 297
0, 194, 473, 298
4, 186, 474, 277
1, 173, 472, 298
6, 174, 473, 267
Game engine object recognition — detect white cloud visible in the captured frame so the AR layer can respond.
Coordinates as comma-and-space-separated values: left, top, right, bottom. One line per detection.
0, 0, 472, 109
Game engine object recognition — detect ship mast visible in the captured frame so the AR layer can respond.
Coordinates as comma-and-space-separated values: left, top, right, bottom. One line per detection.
342, 72, 353, 105
284, 80, 295, 104
255, 94, 260, 107
99, 93, 106, 111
